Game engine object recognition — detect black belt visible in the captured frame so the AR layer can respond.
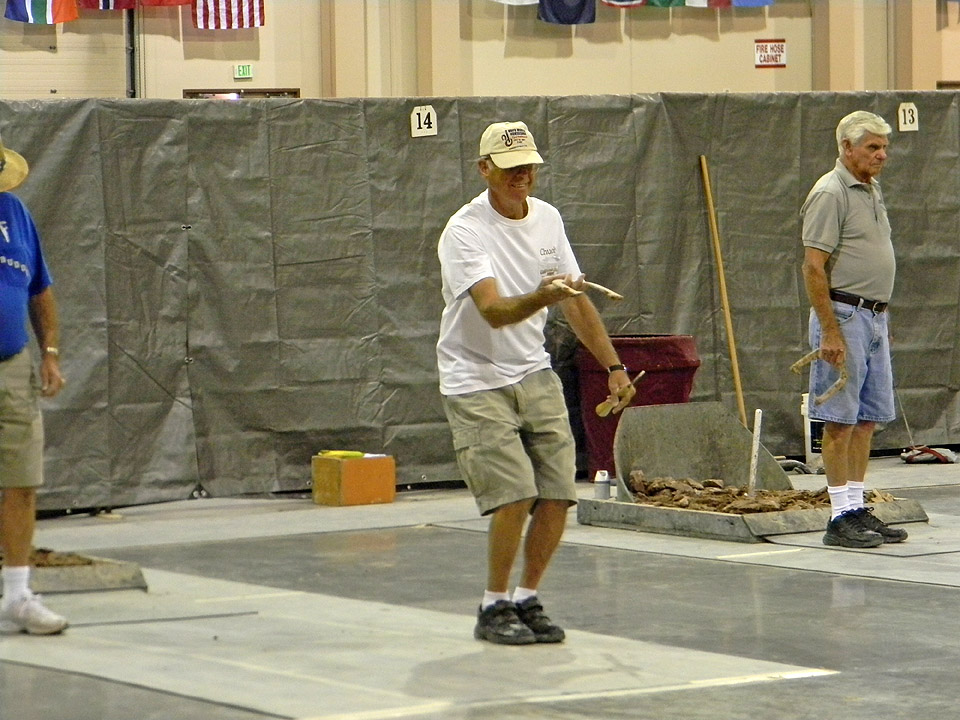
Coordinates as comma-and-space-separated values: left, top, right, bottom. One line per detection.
829, 289, 887, 313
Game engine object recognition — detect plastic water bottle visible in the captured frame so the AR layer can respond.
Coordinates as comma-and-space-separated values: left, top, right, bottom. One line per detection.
594, 470, 610, 500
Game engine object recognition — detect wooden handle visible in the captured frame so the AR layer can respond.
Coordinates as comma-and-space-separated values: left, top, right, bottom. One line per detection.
699, 155, 747, 427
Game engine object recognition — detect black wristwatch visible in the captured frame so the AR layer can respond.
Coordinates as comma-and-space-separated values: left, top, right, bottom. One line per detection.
607, 364, 626, 374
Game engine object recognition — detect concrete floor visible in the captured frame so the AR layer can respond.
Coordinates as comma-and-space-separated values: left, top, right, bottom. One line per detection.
2, 455, 960, 720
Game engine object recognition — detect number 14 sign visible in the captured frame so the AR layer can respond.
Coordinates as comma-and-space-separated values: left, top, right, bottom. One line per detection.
410, 105, 438, 138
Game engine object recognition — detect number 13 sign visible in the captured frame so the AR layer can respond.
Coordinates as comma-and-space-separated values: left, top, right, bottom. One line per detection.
898, 102, 919, 133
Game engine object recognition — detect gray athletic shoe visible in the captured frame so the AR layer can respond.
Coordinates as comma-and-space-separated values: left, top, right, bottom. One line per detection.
474, 600, 536, 645
0, 593, 69, 635
823, 510, 883, 549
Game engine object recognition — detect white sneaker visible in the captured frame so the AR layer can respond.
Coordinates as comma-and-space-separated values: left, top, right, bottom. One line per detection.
0, 593, 69, 635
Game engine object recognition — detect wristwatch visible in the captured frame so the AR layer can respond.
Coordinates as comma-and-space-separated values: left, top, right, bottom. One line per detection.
607, 363, 626, 374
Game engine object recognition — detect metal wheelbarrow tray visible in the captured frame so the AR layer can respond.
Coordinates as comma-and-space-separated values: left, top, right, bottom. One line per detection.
577, 402, 927, 543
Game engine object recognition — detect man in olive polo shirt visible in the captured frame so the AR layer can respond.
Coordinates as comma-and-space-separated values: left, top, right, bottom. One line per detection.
800, 110, 908, 549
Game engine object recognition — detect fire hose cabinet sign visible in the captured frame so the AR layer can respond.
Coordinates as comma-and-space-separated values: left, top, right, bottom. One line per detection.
755, 39, 786, 69
312, 453, 397, 506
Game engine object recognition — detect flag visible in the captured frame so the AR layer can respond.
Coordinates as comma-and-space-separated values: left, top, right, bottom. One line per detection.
601, 0, 645, 6
685, 0, 731, 6
78, 0, 135, 8
5, 0, 79, 22
732, 0, 773, 6
538, 0, 594, 24
192, 0, 264, 28
647, 0, 684, 6
488, 0, 539, 5
140, 0, 190, 5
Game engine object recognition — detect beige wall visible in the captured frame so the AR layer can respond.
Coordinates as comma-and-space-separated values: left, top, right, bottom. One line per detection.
0, 0, 957, 100
137, 4, 321, 98
939, 2, 960, 87
430, 0, 814, 95
0, 12, 127, 99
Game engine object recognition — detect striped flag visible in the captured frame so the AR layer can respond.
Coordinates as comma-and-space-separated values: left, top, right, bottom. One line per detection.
5, 0, 79, 22
685, 0, 731, 6
78, 0, 135, 9
192, 0, 264, 29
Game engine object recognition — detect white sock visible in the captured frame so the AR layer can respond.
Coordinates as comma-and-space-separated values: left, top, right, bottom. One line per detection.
481, 590, 510, 610
847, 481, 865, 509
828, 485, 850, 520
1, 566, 30, 608
512, 587, 537, 604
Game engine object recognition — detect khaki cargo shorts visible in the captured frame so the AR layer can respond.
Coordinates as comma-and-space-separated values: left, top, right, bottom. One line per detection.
0, 349, 45, 489
442, 368, 577, 516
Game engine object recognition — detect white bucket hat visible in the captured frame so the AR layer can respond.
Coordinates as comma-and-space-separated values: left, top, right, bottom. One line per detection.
0, 135, 28, 192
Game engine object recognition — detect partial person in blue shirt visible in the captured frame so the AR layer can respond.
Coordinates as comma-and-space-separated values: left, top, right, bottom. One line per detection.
0, 134, 68, 635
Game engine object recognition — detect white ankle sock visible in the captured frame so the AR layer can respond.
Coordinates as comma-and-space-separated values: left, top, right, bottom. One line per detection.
1, 566, 30, 608
481, 590, 510, 610
828, 485, 850, 520
847, 481, 865, 509
512, 587, 537, 604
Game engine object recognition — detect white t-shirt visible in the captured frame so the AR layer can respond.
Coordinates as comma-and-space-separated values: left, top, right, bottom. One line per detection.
436, 191, 581, 396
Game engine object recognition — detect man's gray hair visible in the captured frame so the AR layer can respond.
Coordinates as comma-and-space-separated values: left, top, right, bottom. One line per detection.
836, 111, 891, 156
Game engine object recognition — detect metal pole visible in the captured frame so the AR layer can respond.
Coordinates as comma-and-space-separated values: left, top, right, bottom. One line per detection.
125, 9, 138, 98
747, 408, 762, 496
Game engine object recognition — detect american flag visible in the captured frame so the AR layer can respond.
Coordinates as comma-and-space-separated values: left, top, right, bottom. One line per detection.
192, 0, 264, 29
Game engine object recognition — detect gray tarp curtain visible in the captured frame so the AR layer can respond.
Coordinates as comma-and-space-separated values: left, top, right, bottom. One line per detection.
0, 93, 954, 510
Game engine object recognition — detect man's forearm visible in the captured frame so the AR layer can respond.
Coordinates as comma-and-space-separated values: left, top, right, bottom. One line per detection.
478, 291, 552, 329
28, 287, 59, 349
802, 263, 840, 336
561, 295, 619, 368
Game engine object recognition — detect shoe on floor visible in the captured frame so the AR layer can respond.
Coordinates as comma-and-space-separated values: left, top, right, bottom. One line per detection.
515, 596, 565, 643
0, 593, 69, 635
851, 506, 908, 543
474, 600, 536, 645
823, 510, 884, 549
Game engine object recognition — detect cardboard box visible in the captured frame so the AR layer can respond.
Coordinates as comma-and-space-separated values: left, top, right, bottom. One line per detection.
311, 454, 397, 506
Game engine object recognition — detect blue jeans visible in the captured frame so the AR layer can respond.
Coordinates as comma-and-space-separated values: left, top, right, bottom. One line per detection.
807, 302, 896, 425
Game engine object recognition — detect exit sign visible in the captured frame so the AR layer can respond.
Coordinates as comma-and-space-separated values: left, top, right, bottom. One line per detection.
234, 64, 254, 80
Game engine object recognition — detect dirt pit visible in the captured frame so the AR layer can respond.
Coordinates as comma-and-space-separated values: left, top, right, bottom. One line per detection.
0, 548, 94, 568
625, 470, 896, 514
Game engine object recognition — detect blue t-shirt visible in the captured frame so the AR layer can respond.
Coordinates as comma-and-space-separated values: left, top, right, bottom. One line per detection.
0, 192, 52, 357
